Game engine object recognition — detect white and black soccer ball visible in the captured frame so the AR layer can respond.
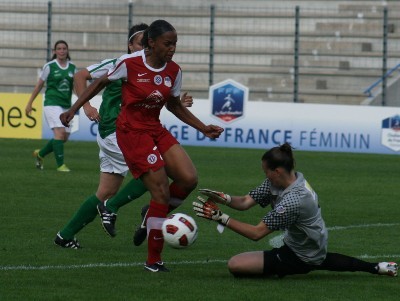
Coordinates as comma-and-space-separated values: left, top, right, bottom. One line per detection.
162, 213, 198, 248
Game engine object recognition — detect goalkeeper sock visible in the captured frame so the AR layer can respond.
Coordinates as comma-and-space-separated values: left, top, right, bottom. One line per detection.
318, 252, 378, 274
52, 139, 65, 167
105, 179, 147, 214
146, 200, 168, 265
39, 139, 54, 158
168, 182, 190, 213
59, 195, 101, 240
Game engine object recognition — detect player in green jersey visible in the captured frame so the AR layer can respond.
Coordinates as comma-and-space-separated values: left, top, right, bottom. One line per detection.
26, 40, 76, 172
193, 143, 398, 278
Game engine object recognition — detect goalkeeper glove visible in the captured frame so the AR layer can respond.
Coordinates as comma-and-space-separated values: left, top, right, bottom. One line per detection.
193, 196, 230, 226
198, 188, 232, 205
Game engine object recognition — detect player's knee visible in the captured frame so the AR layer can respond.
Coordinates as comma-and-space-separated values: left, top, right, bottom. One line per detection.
227, 256, 242, 274
185, 173, 198, 191
178, 173, 198, 192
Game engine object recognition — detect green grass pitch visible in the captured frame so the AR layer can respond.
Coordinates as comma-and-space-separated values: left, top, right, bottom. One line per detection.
0, 138, 398, 300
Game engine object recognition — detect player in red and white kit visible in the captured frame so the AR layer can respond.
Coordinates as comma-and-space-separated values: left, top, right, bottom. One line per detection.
60, 19, 223, 272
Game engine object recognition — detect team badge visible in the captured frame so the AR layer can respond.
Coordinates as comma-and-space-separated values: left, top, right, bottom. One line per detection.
164, 76, 172, 87
68, 72, 73, 78
275, 205, 286, 214
154, 75, 162, 85
147, 154, 158, 164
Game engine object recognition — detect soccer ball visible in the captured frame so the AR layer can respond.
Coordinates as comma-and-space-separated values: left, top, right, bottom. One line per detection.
162, 213, 198, 248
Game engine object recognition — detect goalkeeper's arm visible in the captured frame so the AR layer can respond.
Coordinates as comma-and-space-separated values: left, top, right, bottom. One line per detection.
199, 188, 257, 210
193, 197, 273, 241
226, 219, 274, 241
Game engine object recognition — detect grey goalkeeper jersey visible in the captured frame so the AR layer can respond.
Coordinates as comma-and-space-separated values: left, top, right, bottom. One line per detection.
249, 172, 328, 265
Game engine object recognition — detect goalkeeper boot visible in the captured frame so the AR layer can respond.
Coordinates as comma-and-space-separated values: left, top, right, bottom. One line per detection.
54, 232, 81, 249
144, 261, 169, 273
33, 149, 44, 170
57, 164, 71, 172
97, 202, 117, 237
133, 204, 149, 246
377, 262, 398, 277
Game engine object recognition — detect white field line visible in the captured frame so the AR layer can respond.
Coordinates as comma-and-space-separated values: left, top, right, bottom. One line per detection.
0, 259, 227, 271
2, 256, 400, 272
1, 223, 399, 272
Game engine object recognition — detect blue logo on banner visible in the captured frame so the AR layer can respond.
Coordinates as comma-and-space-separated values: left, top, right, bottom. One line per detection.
210, 79, 248, 123
381, 115, 400, 151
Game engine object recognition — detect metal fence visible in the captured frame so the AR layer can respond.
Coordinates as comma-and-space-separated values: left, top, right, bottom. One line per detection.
0, 1, 399, 105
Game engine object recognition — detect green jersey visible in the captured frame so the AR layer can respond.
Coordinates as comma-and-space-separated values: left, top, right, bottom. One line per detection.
40, 59, 76, 108
87, 58, 122, 139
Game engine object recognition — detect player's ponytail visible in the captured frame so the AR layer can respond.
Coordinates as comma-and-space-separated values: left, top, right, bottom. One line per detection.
141, 28, 150, 49
262, 142, 295, 173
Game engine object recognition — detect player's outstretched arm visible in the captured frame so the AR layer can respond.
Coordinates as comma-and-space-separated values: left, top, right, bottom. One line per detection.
166, 95, 224, 139
193, 196, 273, 241
60, 74, 109, 126
199, 189, 258, 211
199, 189, 232, 205
192, 197, 230, 225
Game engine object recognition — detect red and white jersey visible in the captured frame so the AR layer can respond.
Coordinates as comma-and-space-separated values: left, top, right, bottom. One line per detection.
108, 49, 182, 131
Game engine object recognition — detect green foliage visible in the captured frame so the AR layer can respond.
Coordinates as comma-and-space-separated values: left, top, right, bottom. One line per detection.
0, 138, 398, 300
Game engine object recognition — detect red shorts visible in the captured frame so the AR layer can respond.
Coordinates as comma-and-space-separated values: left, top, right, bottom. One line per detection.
116, 125, 179, 179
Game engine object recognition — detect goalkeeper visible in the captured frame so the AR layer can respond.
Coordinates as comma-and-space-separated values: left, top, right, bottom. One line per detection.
193, 143, 397, 278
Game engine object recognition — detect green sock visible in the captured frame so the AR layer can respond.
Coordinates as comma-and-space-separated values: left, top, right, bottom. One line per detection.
39, 139, 54, 158
106, 179, 147, 213
52, 139, 64, 167
59, 195, 101, 240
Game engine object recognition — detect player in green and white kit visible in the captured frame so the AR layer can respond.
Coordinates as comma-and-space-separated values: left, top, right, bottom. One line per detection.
193, 143, 398, 278
26, 40, 76, 172
54, 24, 149, 248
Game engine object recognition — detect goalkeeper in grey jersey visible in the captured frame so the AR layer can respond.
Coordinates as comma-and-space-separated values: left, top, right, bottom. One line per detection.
193, 143, 397, 278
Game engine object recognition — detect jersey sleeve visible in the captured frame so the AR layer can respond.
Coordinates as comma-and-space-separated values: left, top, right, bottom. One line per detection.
262, 191, 300, 231
248, 179, 274, 207
107, 55, 129, 81
39, 64, 50, 81
170, 68, 182, 97
87, 59, 116, 80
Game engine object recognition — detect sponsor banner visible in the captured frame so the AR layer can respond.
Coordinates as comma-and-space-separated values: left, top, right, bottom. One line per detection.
160, 99, 400, 155
36, 94, 400, 155
0, 93, 42, 139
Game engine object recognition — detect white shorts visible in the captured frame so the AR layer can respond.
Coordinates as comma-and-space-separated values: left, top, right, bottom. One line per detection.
44, 106, 72, 132
97, 132, 129, 176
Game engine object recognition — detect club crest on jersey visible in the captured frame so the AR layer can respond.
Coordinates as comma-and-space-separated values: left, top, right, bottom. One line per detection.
154, 75, 162, 85
275, 205, 286, 214
209, 79, 248, 123
164, 76, 172, 87
147, 154, 158, 164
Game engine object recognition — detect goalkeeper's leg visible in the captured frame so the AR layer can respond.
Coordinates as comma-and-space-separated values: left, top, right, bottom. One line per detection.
317, 252, 378, 274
